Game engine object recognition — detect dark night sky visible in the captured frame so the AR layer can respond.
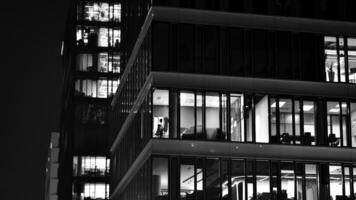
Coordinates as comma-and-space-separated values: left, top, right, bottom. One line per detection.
2, 0, 68, 199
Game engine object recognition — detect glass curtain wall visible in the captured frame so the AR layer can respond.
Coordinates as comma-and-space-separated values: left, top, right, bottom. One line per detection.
327, 101, 349, 147
325, 36, 356, 83
77, 1, 121, 22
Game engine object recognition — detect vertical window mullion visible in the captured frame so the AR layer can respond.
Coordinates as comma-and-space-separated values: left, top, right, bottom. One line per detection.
300, 100, 305, 145
339, 101, 344, 147
276, 98, 280, 141
337, 36, 341, 82
268, 96, 272, 144
292, 98, 296, 145
345, 37, 350, 83
194, 91, 197, 139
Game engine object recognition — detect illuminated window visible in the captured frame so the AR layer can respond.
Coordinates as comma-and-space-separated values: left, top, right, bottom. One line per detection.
77, 2, 121, 22
84, 183, 109, 199
152, 158, 168, 199
152, 89, 169, 138
75, 79, 118, 98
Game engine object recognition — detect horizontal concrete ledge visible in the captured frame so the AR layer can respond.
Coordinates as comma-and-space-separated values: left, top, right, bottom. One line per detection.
153, 6, 356, 36
152, 71, 356, 99
151, 139, 356, 163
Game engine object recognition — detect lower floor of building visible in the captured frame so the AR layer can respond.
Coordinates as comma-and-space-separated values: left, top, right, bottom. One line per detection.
117, 155, 356, 200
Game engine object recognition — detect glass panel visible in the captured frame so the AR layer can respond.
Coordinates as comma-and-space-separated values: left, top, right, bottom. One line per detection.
279, 99, 293, 144
152, 158, 169, 200
180, 92, 195, 139
197, 93, 203, 139
110, 53, 120, 73
246, 160, 254, 200
345, 167, 351, 199
109, 29, 120, 47
196, 159, 204, 200
271, 162, 279, 200
281, 162, 295, 200
351, 103, 356, 147
73, 156, 78, 176
303, 101, 316, 145
180, 159, 195, 199
295, 163, 303, 200
327, 102, 341, 147
222, 94, 228, 141
98, 28, 108, 47
230, 94, 244, 142
98, 79, 108, 98
231, 160, 245, 200
256, 161, 270, 199
221, 160, 229, 199
270, 98, 278, 143
77, 54, 93, 71
153, 89, 169, 138
245, 96, 254, 142
255, 95, 269, 143
294, 100, 301, 144
347, 38, 356, 83
98, 53, 108, 72
111, 4, 121, 22
353, 167, 356, 200
339, 37, 346, 82
341, 102, 348, 146
206, 93, 221, 141
84, 183, 108, 199
80, 156, 108, 176
325, 36, 339, 82
305, 164, 318, 200
81, 2, 109, 21
206, 159, 220, 200
329, 165, 343, 200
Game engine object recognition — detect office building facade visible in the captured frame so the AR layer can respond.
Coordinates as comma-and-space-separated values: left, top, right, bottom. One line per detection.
59, 0, 121, 199
108, 1, 356, 200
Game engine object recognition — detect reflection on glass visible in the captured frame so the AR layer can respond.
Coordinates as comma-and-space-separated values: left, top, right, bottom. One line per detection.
206, 159, 220, 200
152, 158, 169, 200
75, 103, 106, 124
303, 101, 316, 145
348, 38, 356, 83
73, 156, 78, 176
153, 90, 169, 138
255, 96, 269, 143
341, 103, 348, 146
305, 164, 318, 200
325, 36, 338, 82
180, 160, 195, 199
180, 92, 195, 139
206, 93, 221, 141
231, 160, 245, 200
196, 159, 204, 200
256, 161, 270, 199
281, 162, 295, 200
230, 94, 244, 142
351, 103, 356, 147
329, 165, 343, 200
327, 102, 341, 147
